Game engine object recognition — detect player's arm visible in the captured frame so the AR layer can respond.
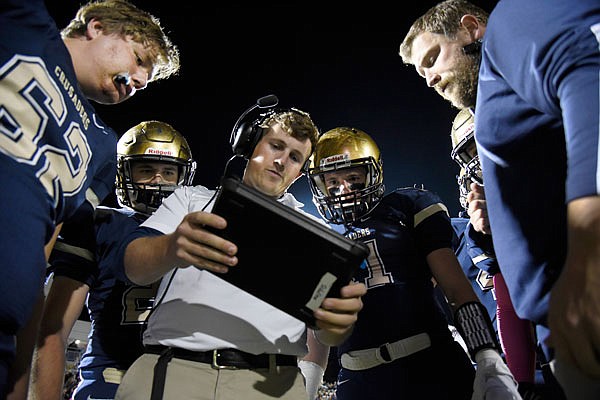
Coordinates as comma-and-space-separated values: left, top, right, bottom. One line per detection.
44, 223, 63, 259
124, 211, 238, 286
548, 195, 600, 378
428, 247, 520, 400
299, 329, 329, 399
7, 290, 45, 400
6, 223, 64, 400
30, 276, 89, 400
429, 247, 481, 307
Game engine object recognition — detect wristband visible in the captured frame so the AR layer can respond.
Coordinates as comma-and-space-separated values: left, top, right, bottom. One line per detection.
298, 359, 324, 400
454, 301, 500, 359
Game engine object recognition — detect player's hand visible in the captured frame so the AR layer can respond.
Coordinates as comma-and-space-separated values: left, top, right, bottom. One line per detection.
472, 349, 522, 400
167, 211, 238, 273
547, 196, 600, 379
314, 282, 366, 346
467, 183, 491, 235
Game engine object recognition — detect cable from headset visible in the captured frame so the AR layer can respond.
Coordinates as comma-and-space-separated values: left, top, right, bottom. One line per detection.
146, 173, 224, 318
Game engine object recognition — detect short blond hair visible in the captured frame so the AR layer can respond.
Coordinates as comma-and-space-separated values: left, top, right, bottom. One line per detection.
61, 0, 180, 81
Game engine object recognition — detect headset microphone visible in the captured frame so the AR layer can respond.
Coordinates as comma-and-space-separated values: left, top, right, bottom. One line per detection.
256, 94, 279, 108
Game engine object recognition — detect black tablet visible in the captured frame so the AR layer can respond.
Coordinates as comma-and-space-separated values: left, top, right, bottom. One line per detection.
207, 177, 369, 329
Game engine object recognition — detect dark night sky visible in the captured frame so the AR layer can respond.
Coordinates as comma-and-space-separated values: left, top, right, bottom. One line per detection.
47, 0, 498, 219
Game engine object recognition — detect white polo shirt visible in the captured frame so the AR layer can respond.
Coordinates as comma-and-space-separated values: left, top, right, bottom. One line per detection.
141, 185, 317, 356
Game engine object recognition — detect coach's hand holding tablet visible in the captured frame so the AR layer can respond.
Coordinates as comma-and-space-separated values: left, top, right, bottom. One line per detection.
116, 99, 366, 400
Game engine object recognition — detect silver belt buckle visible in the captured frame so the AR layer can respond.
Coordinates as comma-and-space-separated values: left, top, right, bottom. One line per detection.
211, 350, 238, 370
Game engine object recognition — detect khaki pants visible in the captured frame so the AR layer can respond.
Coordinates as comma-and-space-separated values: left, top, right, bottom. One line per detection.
115, 353, 309, 400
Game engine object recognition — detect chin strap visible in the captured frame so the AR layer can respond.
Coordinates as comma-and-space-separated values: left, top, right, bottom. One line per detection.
454, 301, 500, 360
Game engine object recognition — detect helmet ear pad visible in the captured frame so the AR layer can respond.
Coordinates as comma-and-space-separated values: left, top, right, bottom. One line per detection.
231, 119, 266, 159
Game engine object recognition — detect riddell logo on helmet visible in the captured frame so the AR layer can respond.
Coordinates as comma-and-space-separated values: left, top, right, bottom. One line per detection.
146, 148, 174, 156
321, 153, 350, 168
461, 123, 474, 136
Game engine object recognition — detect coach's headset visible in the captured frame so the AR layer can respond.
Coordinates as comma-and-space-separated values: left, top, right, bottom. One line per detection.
229, 94, 312, 173
153, 95, 309, 313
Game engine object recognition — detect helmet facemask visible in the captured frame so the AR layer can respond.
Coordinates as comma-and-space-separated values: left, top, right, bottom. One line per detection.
456, 167, 471, 210
450, 108, 483, 210
118, 156, 193, 214
450, 134, 483, 186
310, 155, 384, 226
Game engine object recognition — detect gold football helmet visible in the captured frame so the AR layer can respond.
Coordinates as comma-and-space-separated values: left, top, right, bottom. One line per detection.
308, 127, 384, 225
450, 107, 482, 185
116, 120, 196, 214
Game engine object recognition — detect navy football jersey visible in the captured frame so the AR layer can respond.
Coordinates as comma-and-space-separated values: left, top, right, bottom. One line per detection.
0, 0, 118, 224
49, 206, 158, 371
337, 187, 457, 355
475, 0, 600, 327
0, 0, 118, 384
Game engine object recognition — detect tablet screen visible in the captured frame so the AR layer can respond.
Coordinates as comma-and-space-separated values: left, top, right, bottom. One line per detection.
207, 177, 369, 328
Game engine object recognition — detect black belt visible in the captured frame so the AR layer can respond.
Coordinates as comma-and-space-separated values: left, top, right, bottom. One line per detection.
145, 344, 298, 370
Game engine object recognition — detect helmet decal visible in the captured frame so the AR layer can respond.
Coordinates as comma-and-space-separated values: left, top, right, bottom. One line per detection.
320, 153, 351, 169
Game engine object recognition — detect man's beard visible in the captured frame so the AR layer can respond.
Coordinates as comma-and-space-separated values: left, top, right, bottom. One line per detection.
440, 54, 480, 109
